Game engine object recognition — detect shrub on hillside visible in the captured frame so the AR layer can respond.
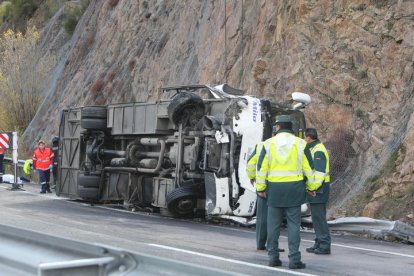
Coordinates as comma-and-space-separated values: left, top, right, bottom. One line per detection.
63, 8, 80, 35
107, 0, 119, 8
0, 27, 55, 132
3, 0, 40, 23
128, 59, 136, 71
91, 79, 105, 98
63, 0, 91, 35
0, 2, 12, 24
44, 0, 66, 19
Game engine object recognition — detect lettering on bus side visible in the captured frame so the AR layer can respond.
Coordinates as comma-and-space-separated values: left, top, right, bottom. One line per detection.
248, 201, 255, 213
252, 101, 258, 122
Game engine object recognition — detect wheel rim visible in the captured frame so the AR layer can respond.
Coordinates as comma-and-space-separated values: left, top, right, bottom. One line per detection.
176, 198, 195, 212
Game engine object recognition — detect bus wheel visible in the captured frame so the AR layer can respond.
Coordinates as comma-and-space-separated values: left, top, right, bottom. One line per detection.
166, 186, 197, 217
167, 92, 205, 126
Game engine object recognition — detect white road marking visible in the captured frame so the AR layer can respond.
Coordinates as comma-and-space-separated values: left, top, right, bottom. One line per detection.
328, 242, 414, 259
148, 243, 317, 276
279, 236, 414, 259
202, 226, 414, 259
3, 184, 412, 259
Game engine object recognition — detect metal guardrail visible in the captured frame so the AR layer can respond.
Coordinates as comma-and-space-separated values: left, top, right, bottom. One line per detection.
328, 217, 414, 243
4, 156, 25, 167
0, 224, 237, 276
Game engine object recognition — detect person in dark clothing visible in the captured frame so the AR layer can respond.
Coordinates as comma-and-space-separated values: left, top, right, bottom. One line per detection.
51, 136, 59, 189
246, 142, 268, 250
0, 147, 4, 183
304, 128, 331, 255
246, 136, 285, 253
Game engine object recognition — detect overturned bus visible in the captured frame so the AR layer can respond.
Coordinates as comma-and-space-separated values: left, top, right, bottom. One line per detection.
56, 84, 311, 220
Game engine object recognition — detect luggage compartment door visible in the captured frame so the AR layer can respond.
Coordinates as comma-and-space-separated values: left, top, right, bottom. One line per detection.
57, 108, 82, 197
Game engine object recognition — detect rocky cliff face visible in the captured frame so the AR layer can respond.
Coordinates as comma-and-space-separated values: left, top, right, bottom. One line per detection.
23, 0, 414, 222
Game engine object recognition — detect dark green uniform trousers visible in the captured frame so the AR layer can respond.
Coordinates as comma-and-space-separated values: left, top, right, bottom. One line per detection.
256, 196, 267, 249
310, 203, 331, 250
267, 205, 302, 263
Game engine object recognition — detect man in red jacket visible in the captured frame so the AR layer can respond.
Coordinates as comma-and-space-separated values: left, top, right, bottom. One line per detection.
33, 140, 54, 193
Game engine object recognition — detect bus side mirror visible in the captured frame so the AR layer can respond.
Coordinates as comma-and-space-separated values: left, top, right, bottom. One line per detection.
291, 92, 311, 109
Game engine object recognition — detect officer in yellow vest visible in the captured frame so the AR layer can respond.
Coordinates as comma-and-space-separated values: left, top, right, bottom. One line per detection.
246, 142, 267, 250
247, 139, 286, 252
23, 159, 33, 175
256, 115, 319, 269
304, 128, 331, 255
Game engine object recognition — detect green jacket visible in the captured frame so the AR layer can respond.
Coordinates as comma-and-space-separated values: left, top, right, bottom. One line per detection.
306, 140, 330, 204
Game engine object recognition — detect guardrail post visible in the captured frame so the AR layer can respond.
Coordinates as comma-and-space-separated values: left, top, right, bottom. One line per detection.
10, 131, 22, 191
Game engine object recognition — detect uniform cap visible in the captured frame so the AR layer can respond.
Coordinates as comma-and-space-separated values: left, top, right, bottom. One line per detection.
275, 115, 292, 124
52, 136, 59, 143
38, 140, 45, 145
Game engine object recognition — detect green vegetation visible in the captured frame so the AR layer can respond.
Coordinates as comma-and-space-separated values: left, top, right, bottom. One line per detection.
369, 147, 400, 184
346, 146, 402, 217
0, 27, 55, 132
355, 108, 371, 125
63, 0, 91, 35
355, 108, 364, 118
408, 183, 414, 197
0, 0, 67, 30
43, 0, 66, 19
0, 2, 12, 24
63, 8, 80, 35
370, 0, 398, 8
1, 0, 41, 30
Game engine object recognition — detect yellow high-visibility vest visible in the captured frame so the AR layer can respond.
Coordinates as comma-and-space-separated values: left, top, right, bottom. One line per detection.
256, 132, 316, 192
23, 159, 33, 175
246, 142, 264, 179
310, 142, 330, 184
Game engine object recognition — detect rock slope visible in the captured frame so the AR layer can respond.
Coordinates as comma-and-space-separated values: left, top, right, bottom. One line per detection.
22, 0, 414, 222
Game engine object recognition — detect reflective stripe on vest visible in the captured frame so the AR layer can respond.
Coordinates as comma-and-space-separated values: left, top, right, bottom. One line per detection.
33, 148, 54, 170
246, 142, 265, 179
311, 143, 330, 182
265, 133, 307, 182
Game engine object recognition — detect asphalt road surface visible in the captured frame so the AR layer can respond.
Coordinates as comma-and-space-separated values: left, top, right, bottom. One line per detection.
0, 182, 413, 276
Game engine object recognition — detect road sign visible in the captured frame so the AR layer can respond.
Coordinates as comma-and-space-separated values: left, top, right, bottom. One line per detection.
0, 133, 10, 149
0, 131, 20, 190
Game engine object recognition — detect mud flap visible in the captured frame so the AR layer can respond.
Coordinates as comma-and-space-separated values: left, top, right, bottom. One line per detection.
204, 172, 232, 215
232, 190, 257, 217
